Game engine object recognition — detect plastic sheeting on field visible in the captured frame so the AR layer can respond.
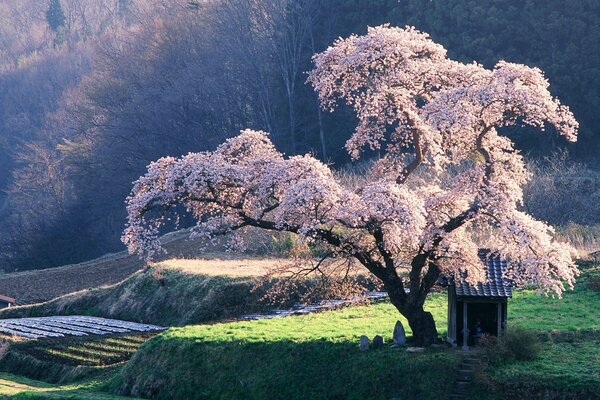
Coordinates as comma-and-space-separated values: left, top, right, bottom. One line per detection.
0, 315, 164, 339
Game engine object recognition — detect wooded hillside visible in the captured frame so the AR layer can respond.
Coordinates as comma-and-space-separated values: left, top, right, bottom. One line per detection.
0, 0, 599, 271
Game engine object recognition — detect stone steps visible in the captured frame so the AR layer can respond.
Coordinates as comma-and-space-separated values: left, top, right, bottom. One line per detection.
449, 352, 479, 399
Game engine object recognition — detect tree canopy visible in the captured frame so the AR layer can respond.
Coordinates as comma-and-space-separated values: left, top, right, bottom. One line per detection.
123, 26, 579, 346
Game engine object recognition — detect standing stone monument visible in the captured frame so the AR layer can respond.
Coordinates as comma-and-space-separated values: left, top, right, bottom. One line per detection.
392, 320, 406, 346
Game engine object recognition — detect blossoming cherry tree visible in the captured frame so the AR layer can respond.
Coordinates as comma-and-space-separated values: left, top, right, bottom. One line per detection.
123, 26, 579, 346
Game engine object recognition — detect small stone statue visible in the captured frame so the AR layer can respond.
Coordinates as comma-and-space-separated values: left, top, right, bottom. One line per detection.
372, 335, 384, 349
359, 335, 370, 351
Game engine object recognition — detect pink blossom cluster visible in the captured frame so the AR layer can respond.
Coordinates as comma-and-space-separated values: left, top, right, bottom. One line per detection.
124, 26, 579, 296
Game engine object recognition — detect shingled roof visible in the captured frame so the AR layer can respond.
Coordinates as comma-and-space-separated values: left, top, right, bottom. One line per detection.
452, 249, 512, 298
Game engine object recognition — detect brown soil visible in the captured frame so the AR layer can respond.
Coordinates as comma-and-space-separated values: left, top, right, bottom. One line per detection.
0, 252, 144, 305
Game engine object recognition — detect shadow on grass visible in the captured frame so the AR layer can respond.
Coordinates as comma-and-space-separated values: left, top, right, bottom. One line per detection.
116, 337, 460, 400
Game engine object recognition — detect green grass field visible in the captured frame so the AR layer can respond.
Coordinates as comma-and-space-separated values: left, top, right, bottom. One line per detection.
508, 264, 600, 333
1, 264, 599, 399
0, 372, 135, 399
471, 264, 600, 399
473, 340, 600, 399
114, 264, 600, 400
116, 296, 459, 400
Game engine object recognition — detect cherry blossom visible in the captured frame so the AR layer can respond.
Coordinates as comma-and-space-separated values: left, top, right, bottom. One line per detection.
123, 26, 579, 346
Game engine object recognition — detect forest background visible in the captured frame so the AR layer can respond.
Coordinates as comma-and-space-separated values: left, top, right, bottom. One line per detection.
1, 0, 599, 271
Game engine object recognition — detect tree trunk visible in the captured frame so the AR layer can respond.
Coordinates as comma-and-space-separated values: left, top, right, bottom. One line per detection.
384, 279, 439, 347
403, 307, 438, 347
287, 89, 297, 154
316, 98, 327, 160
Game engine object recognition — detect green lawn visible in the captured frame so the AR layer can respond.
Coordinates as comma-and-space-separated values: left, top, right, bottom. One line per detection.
472, 264, 600, 399
157, 293, 447, 343
510, 287, 600, 333
484, 341, 600, 393
472, 339, 600, 399
115, 295, 460, 400
0, 373, 135, 399
114, 266, 600, 400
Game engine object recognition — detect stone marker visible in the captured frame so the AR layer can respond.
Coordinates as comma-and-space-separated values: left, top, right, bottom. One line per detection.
392, 320, 406, 346
372, 335, 384, 349
405, 347, 425, 353
359, 335, 370, 351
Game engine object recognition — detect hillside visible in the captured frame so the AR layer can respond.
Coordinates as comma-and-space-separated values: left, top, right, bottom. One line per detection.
1, 0, 600, 274
0, 259, 598, 399
113, 265, 600, 400
0, 252, 143, 305
0, 257, 288, 326
0, 229, 275, 304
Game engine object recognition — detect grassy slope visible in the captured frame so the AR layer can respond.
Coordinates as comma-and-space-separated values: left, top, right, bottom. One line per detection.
2, 255, 599, 399
114, 266, 600, 400
115, 296, 458, 400
0, 333, 158, 386
472, 264, 600, 399
0, 373, 135, 399
474, 341, 600, 399
0, 263, 278, 326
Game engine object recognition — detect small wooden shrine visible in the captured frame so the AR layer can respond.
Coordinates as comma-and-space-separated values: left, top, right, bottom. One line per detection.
443, 249, 512, 350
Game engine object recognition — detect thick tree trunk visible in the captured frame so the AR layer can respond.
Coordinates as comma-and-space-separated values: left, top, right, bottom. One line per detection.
383, 265, 440, 347
403, 307, 438, 347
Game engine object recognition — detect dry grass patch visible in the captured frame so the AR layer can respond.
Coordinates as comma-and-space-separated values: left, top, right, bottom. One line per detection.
155, 258, 290, 277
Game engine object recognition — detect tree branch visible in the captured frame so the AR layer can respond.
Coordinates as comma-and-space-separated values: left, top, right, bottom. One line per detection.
372, 225, 407, 301
396, 115, 424, 184
239, 214, 389, 281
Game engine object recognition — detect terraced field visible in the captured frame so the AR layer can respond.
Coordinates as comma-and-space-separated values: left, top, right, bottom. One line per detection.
0, 317, 163, 384
0, 230, 193, 304
0, 331, 161, 386
0, 252, 144, 305
0, 227, 275, 305
24, 333, 155, 367
0, 316, 164, 339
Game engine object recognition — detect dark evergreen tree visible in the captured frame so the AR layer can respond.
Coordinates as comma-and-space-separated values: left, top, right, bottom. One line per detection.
46, 0, 66, 32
